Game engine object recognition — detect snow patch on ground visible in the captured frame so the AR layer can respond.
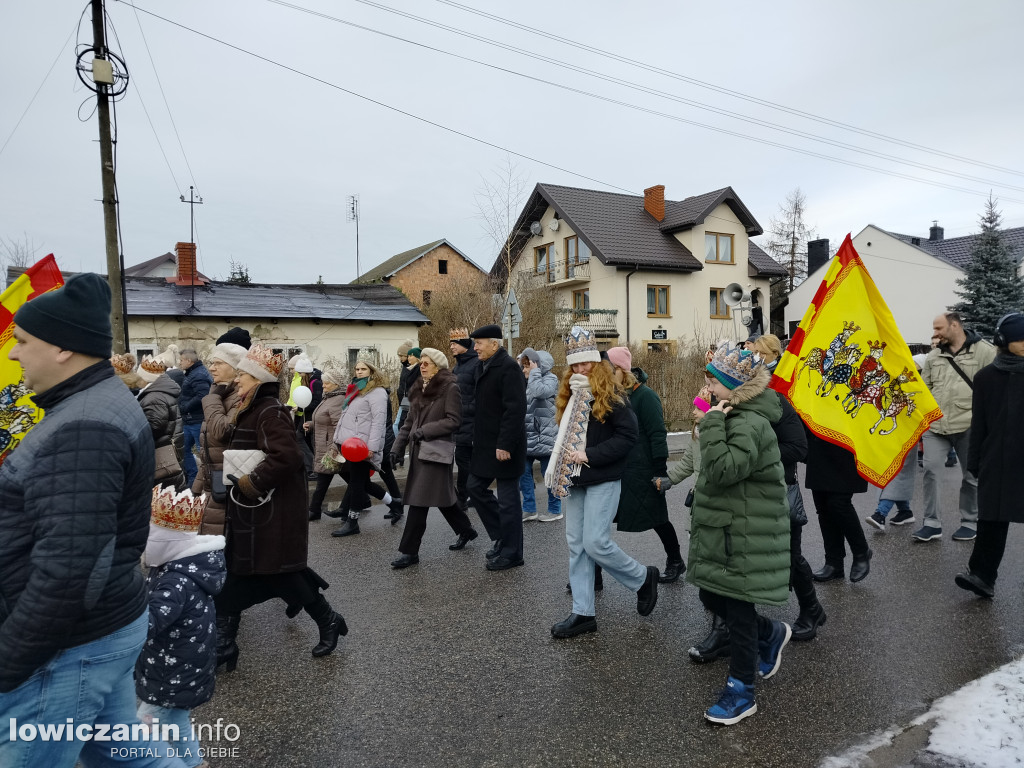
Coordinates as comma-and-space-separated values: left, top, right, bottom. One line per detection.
820, 655, 1024, 768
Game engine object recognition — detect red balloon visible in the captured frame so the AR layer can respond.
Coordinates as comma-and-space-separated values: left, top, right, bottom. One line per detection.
340, 436, 370, 463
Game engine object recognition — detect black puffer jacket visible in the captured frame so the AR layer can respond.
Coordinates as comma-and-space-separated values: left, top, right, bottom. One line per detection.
571, 399, 638, 487
138, 373, 183, 452
0, 362, 154, 692
179, 361, 213, 425
771, 392, 807, 486
452, 348, 480, 447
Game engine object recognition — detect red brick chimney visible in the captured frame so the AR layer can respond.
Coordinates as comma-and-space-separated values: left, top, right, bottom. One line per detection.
172, 242, 205, 285
644, 185, 665, 222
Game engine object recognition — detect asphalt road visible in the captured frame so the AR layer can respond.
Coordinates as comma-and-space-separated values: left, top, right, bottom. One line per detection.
197, 455, 1024, 768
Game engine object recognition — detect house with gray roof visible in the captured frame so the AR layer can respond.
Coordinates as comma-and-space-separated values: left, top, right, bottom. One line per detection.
783, 221, 1024, 346
494, 183, 786, 351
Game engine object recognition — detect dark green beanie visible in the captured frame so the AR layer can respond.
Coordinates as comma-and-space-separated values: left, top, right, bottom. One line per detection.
14, 272, 113, 358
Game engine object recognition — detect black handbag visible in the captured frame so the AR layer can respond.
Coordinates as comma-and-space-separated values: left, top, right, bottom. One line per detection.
418, 439, 455, 465
205, 442, 227, 504
684, 488, 695, 508
786, 483, 808, 526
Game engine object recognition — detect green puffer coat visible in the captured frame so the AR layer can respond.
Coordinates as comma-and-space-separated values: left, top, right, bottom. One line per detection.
686, 369, 790, 606
616, 371, 669, 532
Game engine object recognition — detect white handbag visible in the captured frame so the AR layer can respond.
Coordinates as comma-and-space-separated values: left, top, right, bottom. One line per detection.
222, 449, 274, 508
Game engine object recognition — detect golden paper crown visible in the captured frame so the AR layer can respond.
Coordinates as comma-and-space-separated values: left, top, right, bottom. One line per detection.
140, 357, 167, 375
151, 485, 208, 532
111, 353, 136, 375
449, 327, 470, 341
238, 343, 286, 382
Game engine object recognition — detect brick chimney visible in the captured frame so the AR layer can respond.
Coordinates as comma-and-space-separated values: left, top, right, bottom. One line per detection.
929, 220, 944, 242
644, 185, 665, 222
172, 242, 204, 285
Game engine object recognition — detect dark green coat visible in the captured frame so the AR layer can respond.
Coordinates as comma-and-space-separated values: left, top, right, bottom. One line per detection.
686, 370, 790, 606
616, 376, 669, 532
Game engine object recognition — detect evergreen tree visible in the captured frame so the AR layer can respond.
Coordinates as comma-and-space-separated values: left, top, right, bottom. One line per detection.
949, 196, 1024, 337
227, 258, 251, 284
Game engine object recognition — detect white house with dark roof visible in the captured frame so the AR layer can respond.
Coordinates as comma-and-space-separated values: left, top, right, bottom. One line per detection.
783, 222, 1024, 346
493, 183, 786, 351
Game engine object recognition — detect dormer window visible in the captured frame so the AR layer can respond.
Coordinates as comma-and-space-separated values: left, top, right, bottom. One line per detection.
705, 233, 734, 264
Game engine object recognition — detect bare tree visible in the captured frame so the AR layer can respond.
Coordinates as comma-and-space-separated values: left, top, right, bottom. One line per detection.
0, 235, 41, 276
227, 258, 251, 284
761, 188, 817, 296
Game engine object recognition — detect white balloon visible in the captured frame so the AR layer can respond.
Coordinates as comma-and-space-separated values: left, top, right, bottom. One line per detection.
292, 385, 313, 408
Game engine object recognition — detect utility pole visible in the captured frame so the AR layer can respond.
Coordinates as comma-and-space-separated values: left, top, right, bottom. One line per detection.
91, 0, 127, 352
347, 194, 360, 280
179, 186, 203, 310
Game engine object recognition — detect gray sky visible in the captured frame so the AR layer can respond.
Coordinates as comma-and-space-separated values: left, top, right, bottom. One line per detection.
4, 0, 1023, 283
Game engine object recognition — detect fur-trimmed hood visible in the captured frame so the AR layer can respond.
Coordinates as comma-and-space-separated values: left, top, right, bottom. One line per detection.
720, 366, 771, 406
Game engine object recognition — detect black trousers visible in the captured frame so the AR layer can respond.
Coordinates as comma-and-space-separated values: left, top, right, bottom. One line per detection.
790, 522, 817, 609
398, 504, 475, 555
653, 521, 682, 561
378, 454, 401, 500
468, 473, 523, 560
295, 422, 314, 474
699, 589, 774, 687
339, 460, 387, 516
455, 444, 472, 509
812, 490, 868, 567
216, 568, 325, 615
309, 472, 334, 513
969, 520, 1011, 585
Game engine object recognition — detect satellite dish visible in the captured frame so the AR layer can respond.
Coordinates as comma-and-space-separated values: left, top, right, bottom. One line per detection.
529, 221, 543, 236
549, 219, 560, 231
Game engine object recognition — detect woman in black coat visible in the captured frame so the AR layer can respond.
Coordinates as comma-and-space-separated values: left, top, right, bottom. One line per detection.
389, 349, 478, 569
956, 313, 1024, 598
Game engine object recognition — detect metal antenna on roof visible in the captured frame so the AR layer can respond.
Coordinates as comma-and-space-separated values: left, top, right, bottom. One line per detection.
180, 185, 203, 311
347, 194, 360, 281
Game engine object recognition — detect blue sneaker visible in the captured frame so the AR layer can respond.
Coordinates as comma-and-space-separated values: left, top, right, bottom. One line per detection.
704, 677, 757, 725
757, 620, 792, 679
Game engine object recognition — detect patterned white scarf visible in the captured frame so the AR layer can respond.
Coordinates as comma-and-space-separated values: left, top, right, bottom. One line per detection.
544, 374, 593, 499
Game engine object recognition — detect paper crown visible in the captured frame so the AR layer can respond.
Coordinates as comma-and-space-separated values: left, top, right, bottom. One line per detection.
707, 342, 766, 390
111, 353, 136, 375
138, 356, 168, 383
151, 485, 208, 532
565, 325, 601, 365
449, 327, 470, 341
237, 343, 286, 384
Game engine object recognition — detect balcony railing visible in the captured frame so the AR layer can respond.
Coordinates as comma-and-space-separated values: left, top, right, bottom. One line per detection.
557, 308, 619, 337
531, 258, 591, 285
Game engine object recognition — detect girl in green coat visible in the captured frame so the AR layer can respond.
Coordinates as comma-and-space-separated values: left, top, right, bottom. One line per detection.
691, 343, 791, 726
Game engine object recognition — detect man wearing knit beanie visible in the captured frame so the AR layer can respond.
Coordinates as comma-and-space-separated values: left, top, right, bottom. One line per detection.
2, 273, 170, 762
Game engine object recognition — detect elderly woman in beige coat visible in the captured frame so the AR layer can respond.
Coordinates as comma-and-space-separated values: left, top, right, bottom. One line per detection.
193, 341, 247, 535
306, 365, 347, 521
389, 348, 479, 568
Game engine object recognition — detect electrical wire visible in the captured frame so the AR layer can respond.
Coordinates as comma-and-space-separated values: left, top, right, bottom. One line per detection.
317, 0, 1024, 195
433, 0, 1024, 179
114, 2, 635, 195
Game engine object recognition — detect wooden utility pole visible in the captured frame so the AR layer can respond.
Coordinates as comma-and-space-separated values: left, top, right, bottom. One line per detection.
91, 0, 127, 352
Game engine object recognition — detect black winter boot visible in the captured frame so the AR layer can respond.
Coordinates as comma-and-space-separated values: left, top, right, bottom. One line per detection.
659, 555, 686, 583
688, 614, 730, 663
216, 613, 241, 672
791, 557, 827, 641
305, 595, 348, 657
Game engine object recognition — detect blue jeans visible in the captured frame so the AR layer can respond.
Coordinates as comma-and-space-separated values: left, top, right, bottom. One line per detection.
876, 499, 911, 518
182, 423, 202, 487
0, 612, 186, 767
519, 456, 560, 515
137, 704, 201, 768
564, 481, 646, 616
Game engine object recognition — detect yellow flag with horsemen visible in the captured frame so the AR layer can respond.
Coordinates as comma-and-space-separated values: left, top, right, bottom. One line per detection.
770, 235, 942, 487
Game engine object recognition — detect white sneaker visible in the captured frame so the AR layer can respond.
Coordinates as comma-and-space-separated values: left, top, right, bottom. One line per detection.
537, 512, 564, 522
522, 512, 539, 522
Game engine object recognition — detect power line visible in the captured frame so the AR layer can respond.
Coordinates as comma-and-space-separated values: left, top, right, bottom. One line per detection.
260, 0, 1024, 205
433, 0, 1024, 179
331, 0, 1024, 194
115, 2, 636, 195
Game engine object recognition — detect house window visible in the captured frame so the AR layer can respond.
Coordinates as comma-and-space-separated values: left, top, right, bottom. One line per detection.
647, 285, 669, 317
705, 233, 734, 263
535, 244, 555, 282
438, 259, 448, 274
710, 288, 731, 319
422, 290, 432, 306
571, 289, 590, 321
564, 236, 591, 278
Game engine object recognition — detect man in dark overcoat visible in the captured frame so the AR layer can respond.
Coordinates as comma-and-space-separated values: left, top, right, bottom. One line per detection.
466, 324, 527, 570
449, 327, 479, 511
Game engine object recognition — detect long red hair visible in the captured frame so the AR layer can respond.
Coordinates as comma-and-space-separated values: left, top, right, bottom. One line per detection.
555, 360, 624, 423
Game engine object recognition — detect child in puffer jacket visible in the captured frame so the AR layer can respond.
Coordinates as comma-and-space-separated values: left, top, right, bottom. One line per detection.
136, 486, 226, 768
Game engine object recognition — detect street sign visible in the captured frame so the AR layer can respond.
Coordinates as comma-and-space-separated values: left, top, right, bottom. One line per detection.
651, 329, 668, 340
501, 287, 522, 339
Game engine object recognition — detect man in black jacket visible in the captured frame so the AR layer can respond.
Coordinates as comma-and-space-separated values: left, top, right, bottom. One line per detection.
449, 327, 479, 512
0, 274, 185, 766
466, 325, 527, 570
178, 347, 212, 486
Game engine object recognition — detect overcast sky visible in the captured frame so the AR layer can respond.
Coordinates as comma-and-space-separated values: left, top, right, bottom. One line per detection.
4, 0, 1023, 283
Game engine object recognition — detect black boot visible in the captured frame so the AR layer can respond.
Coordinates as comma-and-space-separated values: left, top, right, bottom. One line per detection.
792, 558, 827, 641
308, 508, 322, 521
384, 499, 404, 525
659, 555, 686, 583
216, 613, 241, 673
331, 517, 360, 537
688, 614, 730, 663
305, 595, 348, 657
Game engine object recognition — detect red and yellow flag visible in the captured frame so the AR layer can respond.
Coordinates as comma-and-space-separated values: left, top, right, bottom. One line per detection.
771, 236, 941, 487
0, 254, 65, 465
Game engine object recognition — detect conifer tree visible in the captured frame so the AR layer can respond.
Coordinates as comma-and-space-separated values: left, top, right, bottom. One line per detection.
949, 196, 1024, 337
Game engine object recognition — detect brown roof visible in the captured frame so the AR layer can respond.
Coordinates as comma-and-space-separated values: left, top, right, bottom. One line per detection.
491, 183, 773, 280
747, 241, 788, 277
354, 239, 484, 284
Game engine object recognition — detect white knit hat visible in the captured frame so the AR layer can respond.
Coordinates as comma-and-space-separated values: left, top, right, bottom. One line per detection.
565, 326, 601, 365
419, 348, 449, 369
209, 342, 247, 369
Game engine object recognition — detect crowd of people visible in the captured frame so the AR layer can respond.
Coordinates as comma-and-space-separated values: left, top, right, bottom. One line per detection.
1, 272, 1022, 767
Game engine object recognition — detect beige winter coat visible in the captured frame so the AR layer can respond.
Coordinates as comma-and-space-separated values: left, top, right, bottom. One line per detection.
921, 333, 996, 435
